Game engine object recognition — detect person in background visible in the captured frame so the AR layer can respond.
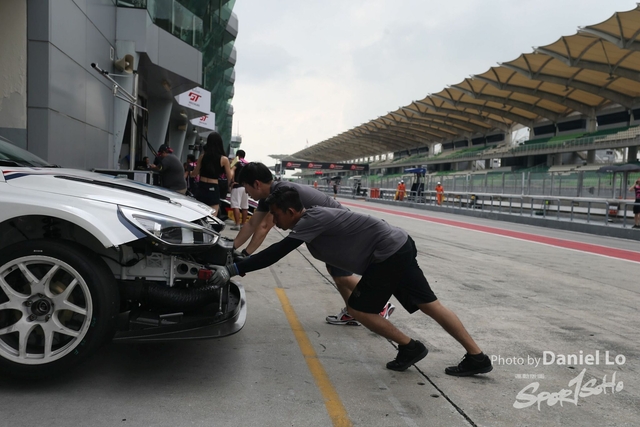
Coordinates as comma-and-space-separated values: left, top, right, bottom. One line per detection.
213, 187, 492, 376
396, 180, 406, 201
313, 180, 318, 190
229, 149, 249, 231
435, 181, 444, 206
192, 132, 232, 215
149, 145, 187, 194
629, 177, 640, 228
184, 154, 198, 195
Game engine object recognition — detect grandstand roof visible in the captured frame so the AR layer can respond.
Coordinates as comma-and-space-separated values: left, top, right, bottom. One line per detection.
291, 5, 640, 162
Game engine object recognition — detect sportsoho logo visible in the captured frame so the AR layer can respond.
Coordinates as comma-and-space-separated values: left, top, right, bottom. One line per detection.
491, 350, 626, 411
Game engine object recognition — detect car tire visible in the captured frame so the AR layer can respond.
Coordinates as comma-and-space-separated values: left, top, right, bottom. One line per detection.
0, 239, 119, 379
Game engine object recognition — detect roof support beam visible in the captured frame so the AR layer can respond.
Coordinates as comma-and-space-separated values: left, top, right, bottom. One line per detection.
391, 121, 460, 139
383, 113, 461, 138
402, 105, 490, 133
534, 46, 640, 82
450, 85, 563, 122
578, 27, 640, 52
413, 99, 511, 131
430, 94, 535, 128
374, 126, 444, 143
501, 62, 637, 108
382, 109, 458, 137
386, 118, 469, 140
347, 131, 418, 151
473, 75, 597, 117
351, 129, 424, 146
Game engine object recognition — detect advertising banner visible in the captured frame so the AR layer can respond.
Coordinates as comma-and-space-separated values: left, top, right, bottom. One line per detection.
190, 113, 216, 130
175, 87, 211, 115
282, 161, 369, 172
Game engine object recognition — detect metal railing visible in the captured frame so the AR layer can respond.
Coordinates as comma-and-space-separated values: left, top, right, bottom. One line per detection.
361, 170, 640, 200
366, 189, 640, 228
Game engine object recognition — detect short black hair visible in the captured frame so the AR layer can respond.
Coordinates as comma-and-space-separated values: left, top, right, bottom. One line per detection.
237, 162, 273, 186
235, 149, 246, 158
265, 187, 304, 213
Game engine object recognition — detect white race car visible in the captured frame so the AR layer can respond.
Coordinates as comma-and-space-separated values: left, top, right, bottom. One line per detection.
0, 136, 246, 378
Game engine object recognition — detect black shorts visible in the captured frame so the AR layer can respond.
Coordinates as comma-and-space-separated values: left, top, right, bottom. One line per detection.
326, 265, 353, 277
348, 236, 437, 314
634, 199, 640, 215
196, 182, 221, 206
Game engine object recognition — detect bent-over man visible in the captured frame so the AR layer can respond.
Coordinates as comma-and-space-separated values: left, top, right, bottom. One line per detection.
213, 187, 493, 375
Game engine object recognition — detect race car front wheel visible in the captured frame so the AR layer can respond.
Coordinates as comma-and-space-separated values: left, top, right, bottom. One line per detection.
0, 240, 119, 379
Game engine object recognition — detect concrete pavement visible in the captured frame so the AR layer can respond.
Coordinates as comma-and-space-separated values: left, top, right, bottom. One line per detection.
0, 198, 637, 426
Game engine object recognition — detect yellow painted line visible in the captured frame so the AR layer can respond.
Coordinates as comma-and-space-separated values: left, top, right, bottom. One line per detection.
275, 288, 352, 427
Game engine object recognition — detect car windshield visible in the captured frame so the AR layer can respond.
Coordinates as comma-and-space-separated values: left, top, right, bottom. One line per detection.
0, 137, 56, 167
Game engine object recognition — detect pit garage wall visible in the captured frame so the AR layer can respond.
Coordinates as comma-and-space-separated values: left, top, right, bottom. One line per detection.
26, 0, 117, 170
0, 0, 27, 149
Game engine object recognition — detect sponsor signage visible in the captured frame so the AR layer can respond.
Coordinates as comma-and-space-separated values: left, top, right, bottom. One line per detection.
175, 87, 211, 114
282, 161, 369, 172
190, 113, 216, 130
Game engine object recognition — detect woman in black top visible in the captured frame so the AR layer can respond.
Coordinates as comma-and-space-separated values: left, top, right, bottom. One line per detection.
192, 132, 232, 216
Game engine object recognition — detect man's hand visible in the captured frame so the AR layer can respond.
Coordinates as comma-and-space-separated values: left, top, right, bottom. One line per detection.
210, 264, 238, 287
233, 248, 250, 262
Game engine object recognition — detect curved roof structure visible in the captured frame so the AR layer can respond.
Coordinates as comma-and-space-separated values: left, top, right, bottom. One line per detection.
291, 5, 640, 162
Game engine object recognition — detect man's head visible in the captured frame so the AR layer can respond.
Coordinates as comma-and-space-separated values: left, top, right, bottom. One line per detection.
266, 187, 305, 230
236, 149, 246, 159
437, 182, 441, 185
238, 162, 274, 200
157, 144, 173, 157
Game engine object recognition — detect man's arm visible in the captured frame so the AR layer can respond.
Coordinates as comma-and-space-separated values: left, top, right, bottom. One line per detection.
245, 212, 274, 254
235, 237, 304, 275
233, 210, 267, 250
211, 236, 304, 287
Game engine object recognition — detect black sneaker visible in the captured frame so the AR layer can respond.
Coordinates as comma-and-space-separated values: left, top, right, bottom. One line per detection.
445, 353, 493, 377
386, 340, 428, 371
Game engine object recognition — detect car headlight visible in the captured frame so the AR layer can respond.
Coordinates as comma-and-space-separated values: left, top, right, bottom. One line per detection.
118, 206, 219, 246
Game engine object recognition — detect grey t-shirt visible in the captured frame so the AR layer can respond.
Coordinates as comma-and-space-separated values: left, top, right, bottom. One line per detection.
257, 181, 344, 212
160, 154, 187, 191
288, 207, 408, 274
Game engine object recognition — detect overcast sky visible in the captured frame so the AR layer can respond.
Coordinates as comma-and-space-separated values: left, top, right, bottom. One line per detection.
231, 0, 637, 169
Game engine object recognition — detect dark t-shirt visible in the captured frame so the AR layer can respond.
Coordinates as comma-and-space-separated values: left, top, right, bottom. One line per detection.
159, 154, 187, 191
235, 207, 408, 276
257, 181, 344, 212
288, 207, 408, 274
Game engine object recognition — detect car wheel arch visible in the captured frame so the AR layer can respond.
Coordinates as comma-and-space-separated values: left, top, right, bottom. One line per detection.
0, 215, 113, 256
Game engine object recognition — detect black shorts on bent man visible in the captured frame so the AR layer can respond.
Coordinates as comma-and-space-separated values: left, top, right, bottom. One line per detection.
348, 236, 437, 314
326, 264, 353, 277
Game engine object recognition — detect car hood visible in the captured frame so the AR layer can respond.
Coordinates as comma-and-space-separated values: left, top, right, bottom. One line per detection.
2, 167, 213, 221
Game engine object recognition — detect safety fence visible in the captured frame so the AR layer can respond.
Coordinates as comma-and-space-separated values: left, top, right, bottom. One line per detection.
365, 189, 640, 228
364, 170, 640, 200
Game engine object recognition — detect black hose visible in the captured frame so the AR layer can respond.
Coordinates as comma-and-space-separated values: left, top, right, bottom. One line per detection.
119, 280, 223, 310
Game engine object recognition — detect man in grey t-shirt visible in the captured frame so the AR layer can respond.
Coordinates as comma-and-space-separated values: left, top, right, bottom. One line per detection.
214, 187, 493, 376
233, 162, 394, 325
150, 144, 187, 194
